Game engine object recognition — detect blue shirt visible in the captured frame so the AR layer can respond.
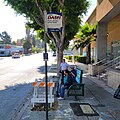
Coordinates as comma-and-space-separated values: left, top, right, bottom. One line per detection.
64, 76, 68, 84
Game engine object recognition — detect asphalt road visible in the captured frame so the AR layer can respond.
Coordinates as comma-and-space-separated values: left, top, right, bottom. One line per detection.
0, 53, 55, 120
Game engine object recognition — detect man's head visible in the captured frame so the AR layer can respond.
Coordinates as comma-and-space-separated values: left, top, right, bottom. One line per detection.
64, 69, 69, 76
62, 59, 65, 63
70, 66, 75, 70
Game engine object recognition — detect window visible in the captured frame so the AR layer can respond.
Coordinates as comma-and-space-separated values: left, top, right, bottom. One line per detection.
0, 51, 4, 54
0, 46, 4, 49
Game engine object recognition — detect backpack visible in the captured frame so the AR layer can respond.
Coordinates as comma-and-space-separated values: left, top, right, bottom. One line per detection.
114, 85, 120, 99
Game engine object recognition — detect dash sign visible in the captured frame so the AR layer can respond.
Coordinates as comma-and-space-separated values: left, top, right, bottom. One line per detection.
46, 12, 62, 32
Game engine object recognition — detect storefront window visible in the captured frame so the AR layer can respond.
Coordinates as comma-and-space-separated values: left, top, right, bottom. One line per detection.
107, 42, 111, 59
112, 40, 120, 58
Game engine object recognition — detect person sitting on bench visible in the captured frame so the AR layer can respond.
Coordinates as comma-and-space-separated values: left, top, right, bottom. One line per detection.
58, 70, 73, 100
69, 66, 77, 83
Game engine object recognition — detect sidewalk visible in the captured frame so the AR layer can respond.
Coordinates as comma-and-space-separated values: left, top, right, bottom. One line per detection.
18, 63, 120, 120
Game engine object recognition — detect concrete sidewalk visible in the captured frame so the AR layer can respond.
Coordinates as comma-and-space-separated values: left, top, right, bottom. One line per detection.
18, 64, 120, 120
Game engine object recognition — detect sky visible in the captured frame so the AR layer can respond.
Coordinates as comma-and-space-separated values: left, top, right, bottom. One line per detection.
0, 0, 97, 41
83, 0, 97, 22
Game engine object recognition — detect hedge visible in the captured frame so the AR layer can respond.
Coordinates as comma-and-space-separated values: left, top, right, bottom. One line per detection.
65, 55, 87, 64
74, 55, 87, 64
65, 55, 72, 60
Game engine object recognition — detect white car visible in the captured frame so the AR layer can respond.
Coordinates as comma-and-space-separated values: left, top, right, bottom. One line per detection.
52, 52, 56, 56
12, 53, 20, 58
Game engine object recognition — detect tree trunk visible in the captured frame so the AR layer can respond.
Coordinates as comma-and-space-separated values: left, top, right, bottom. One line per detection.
56, 47, 64, 77
80, 47, 83, 55
86, 44, 91, 64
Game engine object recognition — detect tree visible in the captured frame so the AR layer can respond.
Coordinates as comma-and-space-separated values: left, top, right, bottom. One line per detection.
11, 41, 17, 45
73, 22, 97, 63
0, 31, 11, 44
32, 35, 36, 47
4, 0, 89, 71
23, 40, 32, 54
49, 41, 56, 52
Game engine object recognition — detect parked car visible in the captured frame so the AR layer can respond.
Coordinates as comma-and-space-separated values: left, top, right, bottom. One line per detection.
52, 52, 56, 57
12, 53, 20, 58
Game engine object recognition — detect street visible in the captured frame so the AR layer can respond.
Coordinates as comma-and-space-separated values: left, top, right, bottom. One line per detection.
0, 53, 54, 120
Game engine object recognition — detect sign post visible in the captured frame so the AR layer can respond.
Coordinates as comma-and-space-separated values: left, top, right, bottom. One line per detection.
43, 11, 62, 120
43, 10, 49, 120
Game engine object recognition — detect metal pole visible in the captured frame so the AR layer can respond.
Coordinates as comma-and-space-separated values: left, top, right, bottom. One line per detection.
44, 10, 49, 120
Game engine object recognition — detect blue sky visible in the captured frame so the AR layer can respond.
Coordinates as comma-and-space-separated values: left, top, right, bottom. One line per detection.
83, 0, 97, 21
0, 0, 97, 41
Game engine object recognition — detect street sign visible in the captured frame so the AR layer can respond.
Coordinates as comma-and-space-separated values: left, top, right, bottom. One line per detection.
46, 12, 62, 32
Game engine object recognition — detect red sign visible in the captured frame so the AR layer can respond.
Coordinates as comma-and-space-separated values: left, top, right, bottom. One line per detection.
5, 46, 11, 49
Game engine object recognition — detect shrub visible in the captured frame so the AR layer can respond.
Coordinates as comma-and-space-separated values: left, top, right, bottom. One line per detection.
74, 55, 87, 64
32, 47, 42, 53
65, 55, 72, 59
91, 58, 95, 63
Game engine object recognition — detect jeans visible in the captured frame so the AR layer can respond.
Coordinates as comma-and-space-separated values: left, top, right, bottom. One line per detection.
59, 84, 69, 98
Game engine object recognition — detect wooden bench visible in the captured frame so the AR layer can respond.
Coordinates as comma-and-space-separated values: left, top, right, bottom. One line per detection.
67, 68, 84, 99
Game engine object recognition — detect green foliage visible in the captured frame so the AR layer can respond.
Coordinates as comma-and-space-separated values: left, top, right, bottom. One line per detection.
4, 0, 90, 69
91, 58, 95, 63
32, 35, 36, 47
49, 41, 56, 52
73, 22, 98, 64
31, 47, 36, 53
0, 31, 12, 44
11, 41, 17, 45
3, 0, 89, 50
65, 55, 87, 64
74, 55, 87, 64
32, 47, 41, 53
64, 55, 72, 60
74, 22, 98, 49
23, 40, 32, 50
64, 0, 89, 40
35, 29, 44, 40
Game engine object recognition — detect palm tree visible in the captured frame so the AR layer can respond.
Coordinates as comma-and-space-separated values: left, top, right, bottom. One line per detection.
73, 22, 97, 64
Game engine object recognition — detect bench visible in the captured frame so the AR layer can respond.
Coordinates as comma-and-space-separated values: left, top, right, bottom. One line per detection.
67, 68, 84, 99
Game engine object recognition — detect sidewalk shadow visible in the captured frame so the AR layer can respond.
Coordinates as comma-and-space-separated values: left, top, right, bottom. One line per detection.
37, 65, 57, 74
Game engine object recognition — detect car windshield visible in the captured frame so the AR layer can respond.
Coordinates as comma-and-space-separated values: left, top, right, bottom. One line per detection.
14, 53, 19, 55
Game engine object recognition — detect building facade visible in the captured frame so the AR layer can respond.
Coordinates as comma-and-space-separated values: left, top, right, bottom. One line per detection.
87, 0, 120, 61
0, 44, 24, 56
87, 0, 120, 89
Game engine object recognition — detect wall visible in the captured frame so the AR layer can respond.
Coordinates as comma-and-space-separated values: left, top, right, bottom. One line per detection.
107, 70, 120, 89
109, 0, 120, 6
96, 0, 120, 22
108, 13, 120, 43
87, 8, 96, 24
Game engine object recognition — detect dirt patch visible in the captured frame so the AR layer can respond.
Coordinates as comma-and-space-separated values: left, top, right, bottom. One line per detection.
31, 98, 58, 111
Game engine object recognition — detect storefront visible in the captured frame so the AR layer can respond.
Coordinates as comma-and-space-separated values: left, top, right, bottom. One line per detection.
112, 40, 120, 58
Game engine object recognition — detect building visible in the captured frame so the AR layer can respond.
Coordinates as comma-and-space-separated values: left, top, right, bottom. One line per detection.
16, 39, 23, 46
87, 0, 120, 61
87, 0, 120, 89
0, 44, 24, 56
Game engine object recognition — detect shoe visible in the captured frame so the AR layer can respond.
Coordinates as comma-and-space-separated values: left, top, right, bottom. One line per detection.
56, 94, 59, 97
58, 97, 64, 100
